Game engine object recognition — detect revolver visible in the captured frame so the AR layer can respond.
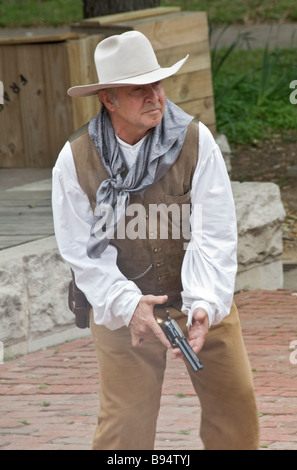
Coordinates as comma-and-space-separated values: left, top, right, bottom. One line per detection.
156, 311, 203, 372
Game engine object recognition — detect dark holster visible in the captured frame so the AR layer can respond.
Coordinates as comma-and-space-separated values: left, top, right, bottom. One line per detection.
68, 270, 91, 329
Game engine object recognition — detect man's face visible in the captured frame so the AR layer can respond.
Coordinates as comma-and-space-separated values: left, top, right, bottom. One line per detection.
101, 81, 166, 145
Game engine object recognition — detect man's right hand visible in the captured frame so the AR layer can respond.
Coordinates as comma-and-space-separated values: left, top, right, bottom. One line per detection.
129, 294, 172, 349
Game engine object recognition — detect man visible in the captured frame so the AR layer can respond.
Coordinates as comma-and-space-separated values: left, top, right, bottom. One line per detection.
52, 31, 259, 450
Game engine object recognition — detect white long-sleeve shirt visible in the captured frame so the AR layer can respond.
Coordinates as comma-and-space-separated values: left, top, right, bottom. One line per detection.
52, 121, 237, 330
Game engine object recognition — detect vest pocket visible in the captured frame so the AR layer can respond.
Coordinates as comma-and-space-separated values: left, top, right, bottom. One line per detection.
163, 191, 191, 242
164, 190, 191, 205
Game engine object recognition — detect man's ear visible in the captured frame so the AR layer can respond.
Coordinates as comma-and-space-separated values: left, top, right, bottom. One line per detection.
98, 89, 116, 112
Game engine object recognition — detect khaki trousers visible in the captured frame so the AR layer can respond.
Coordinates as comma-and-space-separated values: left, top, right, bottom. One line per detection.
90, 301, 260, 450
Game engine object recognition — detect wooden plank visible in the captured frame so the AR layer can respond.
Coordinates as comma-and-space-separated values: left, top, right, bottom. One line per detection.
42, 42, 74, 164
180, 97, 216, 134
0, 235, 47, 250
0, 187, 53, 249
0, 45, 25, 168
66, 35, 103, 130
164, 73, 216, 132
0, 33, 80, 46
16, 44, 49, 167
0, 168, 52, 190
66, 39, 85, 129
0, 191, 52, 208
81, 7, 181, 25
155, 41, 211, 75
77, 35, 100, 123
0, 215, 53, 235
164, 69, 214, 105
119, 12, 209, 51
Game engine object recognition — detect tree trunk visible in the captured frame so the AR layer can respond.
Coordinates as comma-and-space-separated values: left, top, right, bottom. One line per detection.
83, 0, 160, 19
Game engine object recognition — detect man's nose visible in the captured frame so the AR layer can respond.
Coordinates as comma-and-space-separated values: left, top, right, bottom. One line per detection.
144, 85, 159, 102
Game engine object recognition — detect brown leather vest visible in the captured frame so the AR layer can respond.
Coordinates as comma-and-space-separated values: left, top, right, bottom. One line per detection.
69, 121, 199, 308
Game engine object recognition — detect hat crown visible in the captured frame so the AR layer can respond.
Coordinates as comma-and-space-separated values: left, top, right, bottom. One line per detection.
95, 31, 160, 84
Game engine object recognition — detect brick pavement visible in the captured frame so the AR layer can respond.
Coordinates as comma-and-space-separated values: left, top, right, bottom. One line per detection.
0, 289, 297, 450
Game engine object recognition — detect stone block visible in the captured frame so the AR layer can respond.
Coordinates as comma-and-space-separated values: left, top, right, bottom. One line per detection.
0, 237, 90, 359
232, 181, 286, 291
215, 133, 232, 174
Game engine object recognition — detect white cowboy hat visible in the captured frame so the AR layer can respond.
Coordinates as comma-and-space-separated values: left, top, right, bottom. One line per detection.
67, 31, 188, 97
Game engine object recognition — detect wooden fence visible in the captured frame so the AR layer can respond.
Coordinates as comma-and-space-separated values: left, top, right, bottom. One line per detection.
0, 8, 215, 168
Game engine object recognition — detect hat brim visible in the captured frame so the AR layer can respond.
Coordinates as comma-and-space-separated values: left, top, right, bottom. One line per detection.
67, 55, 189, 97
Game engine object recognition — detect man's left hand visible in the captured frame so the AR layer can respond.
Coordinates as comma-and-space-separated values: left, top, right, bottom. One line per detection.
172, 307, 209, 359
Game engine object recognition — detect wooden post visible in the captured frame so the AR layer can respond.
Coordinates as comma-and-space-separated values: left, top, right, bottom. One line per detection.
0, 33, 102, 168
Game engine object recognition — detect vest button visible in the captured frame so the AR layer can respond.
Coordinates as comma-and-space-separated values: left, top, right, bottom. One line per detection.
156, 261, 164, 268
153, 247, 158, 253
157, 276, 162, 281
158, 288, 164, 293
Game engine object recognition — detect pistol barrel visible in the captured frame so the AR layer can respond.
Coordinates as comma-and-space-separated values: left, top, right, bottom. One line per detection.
176, 337, 203, 372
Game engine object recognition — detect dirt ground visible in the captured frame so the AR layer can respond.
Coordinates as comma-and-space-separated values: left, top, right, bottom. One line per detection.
230, 135, 297, 261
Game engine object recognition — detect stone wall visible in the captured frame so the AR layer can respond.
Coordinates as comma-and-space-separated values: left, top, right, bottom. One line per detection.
0, 237, 89, 360
0, 181, 286, 359
233, 181, 286, 291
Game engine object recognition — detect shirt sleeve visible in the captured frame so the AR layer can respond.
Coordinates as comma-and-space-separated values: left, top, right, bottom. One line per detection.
181, 122, 238, 327
52, 141, 143, 330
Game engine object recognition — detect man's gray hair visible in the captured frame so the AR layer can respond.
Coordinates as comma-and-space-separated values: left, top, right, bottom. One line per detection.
99, 87, 119, 108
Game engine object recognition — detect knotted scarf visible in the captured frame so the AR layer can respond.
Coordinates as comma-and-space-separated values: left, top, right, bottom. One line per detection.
87, 98, 193, 258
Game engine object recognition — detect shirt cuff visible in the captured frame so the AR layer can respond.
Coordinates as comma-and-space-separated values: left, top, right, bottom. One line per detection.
110, 288, 143, 329
182, 300, 215, 328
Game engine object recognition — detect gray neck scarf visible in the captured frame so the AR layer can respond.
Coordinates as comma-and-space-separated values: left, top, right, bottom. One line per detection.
87, 98, 193, 258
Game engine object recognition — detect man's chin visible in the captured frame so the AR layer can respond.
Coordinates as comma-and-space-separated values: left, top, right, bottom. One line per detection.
143, 111, 164, 127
